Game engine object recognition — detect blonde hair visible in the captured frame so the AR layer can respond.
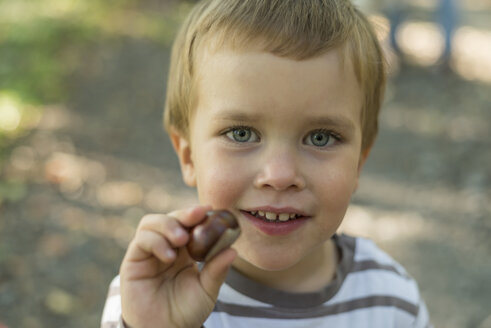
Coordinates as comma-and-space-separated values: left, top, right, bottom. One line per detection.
164, 0, 386, 151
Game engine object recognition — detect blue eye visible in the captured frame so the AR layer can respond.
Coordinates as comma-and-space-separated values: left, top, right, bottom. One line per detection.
225, 126, 259, 143
306, 130, 337, 147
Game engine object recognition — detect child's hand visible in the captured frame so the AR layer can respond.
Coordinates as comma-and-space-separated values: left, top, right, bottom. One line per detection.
119, 205, 237, 328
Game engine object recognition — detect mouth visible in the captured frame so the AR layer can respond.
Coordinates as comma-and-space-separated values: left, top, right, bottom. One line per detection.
243, 210, 304, 222
239, 208, 310, 236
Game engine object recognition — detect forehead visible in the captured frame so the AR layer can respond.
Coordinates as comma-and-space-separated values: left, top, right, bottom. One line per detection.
192, 46, 363, 128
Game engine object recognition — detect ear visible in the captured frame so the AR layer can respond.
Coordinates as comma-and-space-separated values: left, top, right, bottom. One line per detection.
354, 145, 372, 192
170, 128, 197, 187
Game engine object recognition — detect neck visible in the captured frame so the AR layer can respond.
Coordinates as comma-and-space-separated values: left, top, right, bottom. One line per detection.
232, 239, 339, 293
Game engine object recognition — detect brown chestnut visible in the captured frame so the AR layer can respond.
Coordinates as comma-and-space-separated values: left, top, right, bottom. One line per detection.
186, 210, 240, 262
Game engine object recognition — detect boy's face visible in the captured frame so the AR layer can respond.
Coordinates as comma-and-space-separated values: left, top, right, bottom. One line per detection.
172, 47, 368, 271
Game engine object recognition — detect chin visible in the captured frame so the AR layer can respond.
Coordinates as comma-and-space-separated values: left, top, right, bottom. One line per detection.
256, 260, 297, 272
238, 247, 303, 272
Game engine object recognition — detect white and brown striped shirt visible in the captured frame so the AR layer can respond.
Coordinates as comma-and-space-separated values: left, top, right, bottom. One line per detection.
101, 234, 432, 327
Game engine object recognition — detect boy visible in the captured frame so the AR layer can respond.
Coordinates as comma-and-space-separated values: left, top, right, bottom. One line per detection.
102, 0, 431, 327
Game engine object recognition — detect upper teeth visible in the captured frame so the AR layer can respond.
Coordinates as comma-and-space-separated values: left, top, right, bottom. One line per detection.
250, 211, 299, 221
278, 213, 290, 221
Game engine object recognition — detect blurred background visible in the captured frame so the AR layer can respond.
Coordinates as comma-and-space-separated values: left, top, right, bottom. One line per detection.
0, 0, 490, 327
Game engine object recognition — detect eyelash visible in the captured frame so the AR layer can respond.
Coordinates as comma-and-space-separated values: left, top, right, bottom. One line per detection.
220, 126, 343, 146
311, 128, 343, 141
306, 128, 343, 147
221, 125, 260, 142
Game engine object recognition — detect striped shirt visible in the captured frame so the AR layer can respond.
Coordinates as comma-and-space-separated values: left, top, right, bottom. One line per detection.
101, 234, 432, 327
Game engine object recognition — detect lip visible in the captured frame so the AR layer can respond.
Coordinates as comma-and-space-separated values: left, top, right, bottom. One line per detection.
240, 208, 310, 236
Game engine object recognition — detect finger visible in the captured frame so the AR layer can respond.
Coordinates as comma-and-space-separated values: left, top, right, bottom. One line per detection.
139, 214, 190, 248
199, 248, 237, 300
126, 229, 177, 263
167, 204, 213, 228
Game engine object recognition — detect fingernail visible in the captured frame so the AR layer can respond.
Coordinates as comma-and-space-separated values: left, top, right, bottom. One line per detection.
188, 205, 201, 213
174, 228, 186, 238
166, 249, 175, 259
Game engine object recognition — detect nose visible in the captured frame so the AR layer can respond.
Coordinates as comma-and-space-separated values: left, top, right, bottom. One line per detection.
253, 149, 306, 191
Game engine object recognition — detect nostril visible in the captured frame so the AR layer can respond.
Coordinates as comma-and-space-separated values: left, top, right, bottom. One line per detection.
253, 155, 306, 191
254, 173, 306, 191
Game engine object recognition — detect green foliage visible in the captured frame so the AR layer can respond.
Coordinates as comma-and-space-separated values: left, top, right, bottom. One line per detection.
0, 18, 97, 104
0, 0, 187, 105
0, 179, 27, 206
0, 0, 190, 153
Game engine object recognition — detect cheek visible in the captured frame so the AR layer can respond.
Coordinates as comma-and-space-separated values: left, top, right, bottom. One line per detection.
196, 155, 250, 208
314, 159, 360, 218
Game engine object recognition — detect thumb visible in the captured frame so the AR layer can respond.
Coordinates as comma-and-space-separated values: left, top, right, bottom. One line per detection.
199, 248, 237, 300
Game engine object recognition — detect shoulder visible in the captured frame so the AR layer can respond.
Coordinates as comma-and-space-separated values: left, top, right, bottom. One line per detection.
348, 235, 410, 277
337, 234, 418, 298
334, 234, 431, 327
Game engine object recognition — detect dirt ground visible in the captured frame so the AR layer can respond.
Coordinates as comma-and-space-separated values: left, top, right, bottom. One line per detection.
1, 5, 491, 328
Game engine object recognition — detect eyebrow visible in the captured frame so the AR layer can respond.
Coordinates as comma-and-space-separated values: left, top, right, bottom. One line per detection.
214, 109, 356, 131
213, 110, 262, 123
304, 116, 356, 131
